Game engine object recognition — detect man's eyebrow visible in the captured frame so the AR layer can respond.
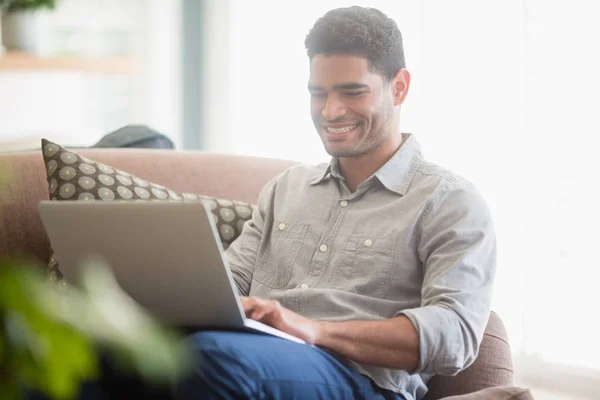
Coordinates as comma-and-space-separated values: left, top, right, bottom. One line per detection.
333, 83, 370, 91
308, 83, 370, 91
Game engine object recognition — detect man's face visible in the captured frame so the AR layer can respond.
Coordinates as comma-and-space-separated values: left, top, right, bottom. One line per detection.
308, 55, 396, 158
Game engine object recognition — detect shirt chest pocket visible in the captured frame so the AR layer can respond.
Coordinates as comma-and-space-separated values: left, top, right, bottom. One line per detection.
253, 222, 309, 289
333, 234, 396, 298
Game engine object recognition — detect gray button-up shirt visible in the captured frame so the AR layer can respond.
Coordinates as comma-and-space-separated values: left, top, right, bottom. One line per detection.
226, 134, 497, 400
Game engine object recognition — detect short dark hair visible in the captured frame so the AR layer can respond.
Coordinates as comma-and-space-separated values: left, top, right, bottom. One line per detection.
304, 6, 406, 82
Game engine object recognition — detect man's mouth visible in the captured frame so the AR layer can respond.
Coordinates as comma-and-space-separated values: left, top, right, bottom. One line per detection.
324, 122, 361, 135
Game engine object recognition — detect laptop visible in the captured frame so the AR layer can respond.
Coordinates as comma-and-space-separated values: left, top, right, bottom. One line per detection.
38, 200, 306, 345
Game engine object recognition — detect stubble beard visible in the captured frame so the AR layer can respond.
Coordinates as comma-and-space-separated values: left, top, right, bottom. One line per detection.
322, 110, 393, 159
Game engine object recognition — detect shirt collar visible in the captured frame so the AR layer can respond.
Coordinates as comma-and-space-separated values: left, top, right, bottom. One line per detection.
309, 133, 423, 196
309, 158, 342, 185
375, 133, 423, 195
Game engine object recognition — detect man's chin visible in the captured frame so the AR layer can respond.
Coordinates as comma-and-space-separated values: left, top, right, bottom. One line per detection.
320, 129, 365, 158
324, 145, 361, 158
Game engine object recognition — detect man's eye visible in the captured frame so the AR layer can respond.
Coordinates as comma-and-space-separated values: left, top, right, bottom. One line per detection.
310, 93, 326, 99
344, 92, 364, 97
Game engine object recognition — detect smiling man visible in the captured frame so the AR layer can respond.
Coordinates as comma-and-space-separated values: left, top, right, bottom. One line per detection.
175, 6, 497, 400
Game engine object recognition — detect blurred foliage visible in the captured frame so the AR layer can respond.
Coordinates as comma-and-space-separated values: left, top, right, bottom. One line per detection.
0, 260, 96, 399
0, 259, 192, 399
0, 0, 55, 13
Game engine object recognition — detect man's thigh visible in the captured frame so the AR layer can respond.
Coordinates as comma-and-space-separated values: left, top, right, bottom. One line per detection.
175, 331, 402, 400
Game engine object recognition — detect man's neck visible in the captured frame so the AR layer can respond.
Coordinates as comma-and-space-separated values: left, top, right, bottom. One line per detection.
338, 134, 405, 193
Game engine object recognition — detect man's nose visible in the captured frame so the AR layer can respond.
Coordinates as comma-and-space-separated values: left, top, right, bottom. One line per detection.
321, 95, 347, 120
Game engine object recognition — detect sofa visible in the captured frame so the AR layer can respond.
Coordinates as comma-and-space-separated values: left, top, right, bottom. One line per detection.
0, 147, 532, 400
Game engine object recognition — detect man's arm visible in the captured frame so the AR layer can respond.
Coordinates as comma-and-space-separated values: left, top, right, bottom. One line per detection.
243, 296, 419, 369
315, 317, 419, 370
243, 180, 496, 375
398, 180, 497, 375
225, 176, 278, 296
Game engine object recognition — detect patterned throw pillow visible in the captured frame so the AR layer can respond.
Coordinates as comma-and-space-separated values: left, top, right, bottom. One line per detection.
41, 138, 255, 282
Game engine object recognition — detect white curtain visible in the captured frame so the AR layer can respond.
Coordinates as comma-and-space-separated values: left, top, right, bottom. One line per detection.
202, 0, 600, 394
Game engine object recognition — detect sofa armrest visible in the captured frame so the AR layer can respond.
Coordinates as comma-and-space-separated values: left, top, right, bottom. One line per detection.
440, 386, 534, 400
424, 312, 514, 399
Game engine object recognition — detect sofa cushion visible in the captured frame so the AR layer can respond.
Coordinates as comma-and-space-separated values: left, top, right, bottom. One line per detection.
40, 139, 255, 281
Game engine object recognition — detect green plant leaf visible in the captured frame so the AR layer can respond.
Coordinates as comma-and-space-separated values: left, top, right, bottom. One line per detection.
0, 258, 191, 399
0, 0, 55, 13
0, 262, 97, 399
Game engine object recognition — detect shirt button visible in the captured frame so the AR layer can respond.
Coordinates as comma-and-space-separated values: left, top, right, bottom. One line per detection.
319, 244, 328, 252
364, 239, 373, 247
340, 200, 348, 207
300, 283, 309, 289
278, 223, 286, 231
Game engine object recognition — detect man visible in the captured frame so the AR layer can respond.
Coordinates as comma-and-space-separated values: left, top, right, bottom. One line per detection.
175, 5, 497, 400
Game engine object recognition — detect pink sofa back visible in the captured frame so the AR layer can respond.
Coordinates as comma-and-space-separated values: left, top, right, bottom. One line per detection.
0, 149, 297, 264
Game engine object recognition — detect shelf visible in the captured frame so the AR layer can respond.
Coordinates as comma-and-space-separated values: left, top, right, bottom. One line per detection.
0, 51, 137, 74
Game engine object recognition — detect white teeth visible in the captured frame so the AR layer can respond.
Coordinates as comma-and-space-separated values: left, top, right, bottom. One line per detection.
326, 123, 358, 134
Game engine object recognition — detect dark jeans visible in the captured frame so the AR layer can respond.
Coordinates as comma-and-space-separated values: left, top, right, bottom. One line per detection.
27, 331, 404, 400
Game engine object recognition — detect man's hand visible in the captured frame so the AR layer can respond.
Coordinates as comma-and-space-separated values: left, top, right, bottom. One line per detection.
241, 296, 320, 345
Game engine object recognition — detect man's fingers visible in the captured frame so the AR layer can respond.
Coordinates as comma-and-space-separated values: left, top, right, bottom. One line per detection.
241, 296, 259, 311
242, 296, 267, 317
243, 303, 258, 317
250, 309, 267, 320
241, 297, 280, 321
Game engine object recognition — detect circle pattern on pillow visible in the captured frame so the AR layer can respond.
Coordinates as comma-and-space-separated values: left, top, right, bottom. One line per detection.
79, 163, 96, 175
78, 177, 96, 190
98, 174, 115, 186
41, 138, 256, 282
116, 175, 133, 186
47, 160, 57, 176
117, 186, 134, 199
78, 193, 95, 201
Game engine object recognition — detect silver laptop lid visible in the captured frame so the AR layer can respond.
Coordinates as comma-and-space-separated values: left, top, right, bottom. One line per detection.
38, 200, 246, 327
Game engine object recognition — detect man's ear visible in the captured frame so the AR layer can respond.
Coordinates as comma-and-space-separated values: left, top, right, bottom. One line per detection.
391, 68, 411, 106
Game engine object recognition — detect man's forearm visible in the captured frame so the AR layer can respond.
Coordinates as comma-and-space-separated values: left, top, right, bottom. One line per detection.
314, 316, 419, 371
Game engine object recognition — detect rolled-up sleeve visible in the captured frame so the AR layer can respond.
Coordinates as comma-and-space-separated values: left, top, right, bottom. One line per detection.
225, 175, 279, 296
398, 179, 497, 376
